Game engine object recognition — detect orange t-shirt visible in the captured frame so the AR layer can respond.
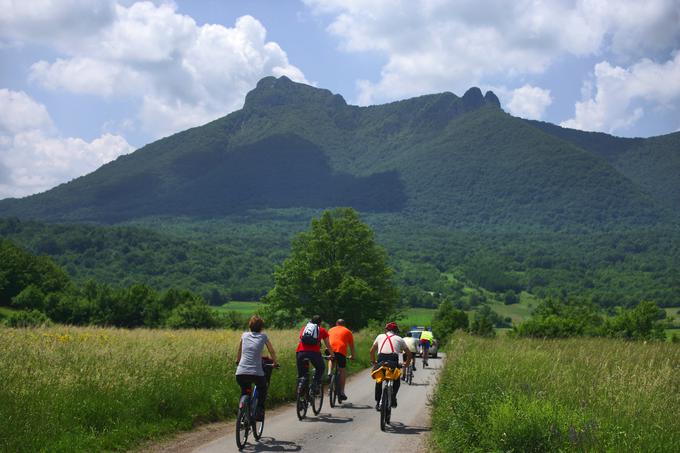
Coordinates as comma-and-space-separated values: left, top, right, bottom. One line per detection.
328, 325, 354, 355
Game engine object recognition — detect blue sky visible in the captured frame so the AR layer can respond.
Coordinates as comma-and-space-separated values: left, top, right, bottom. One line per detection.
1, 0, 679, 199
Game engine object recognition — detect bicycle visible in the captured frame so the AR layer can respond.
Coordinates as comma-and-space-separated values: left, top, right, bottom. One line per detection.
327, 355, 340, 408
402, 360, 414, 385
371, 362, 402, 431
235, 359, 276, 450
296, 356, 326, 420
421, 345, 429, 368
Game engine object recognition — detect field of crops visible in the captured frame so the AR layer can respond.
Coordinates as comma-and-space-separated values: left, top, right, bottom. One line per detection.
432, 333, 680, 452
0, 326, 375, 452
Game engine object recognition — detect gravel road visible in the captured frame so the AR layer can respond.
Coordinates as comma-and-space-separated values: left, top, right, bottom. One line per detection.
143, 355, 443, 453
194, 358, 442, 453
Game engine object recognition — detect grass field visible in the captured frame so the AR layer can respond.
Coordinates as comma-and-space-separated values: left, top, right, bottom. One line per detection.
432, 333, 680, 452
213, 301, 264, 314
398, 307, 436, 327
0, 325, 375, 452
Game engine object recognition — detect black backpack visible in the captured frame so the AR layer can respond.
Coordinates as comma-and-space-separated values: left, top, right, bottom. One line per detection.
300, 322, 320, 345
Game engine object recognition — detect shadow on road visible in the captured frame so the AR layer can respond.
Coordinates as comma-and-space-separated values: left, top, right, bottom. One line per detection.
240, 437, 302, 452
337, 403, 373, 410
385, 421, 431, 435
302, 414, 353, 424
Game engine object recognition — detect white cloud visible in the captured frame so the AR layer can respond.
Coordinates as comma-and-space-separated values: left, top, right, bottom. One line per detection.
0, 0, 117, 50
20, 2, 307, 139
0, 89, 134, 198
561, 52, 680, 134
304, 0, 680, 105
506, 85, 553, 120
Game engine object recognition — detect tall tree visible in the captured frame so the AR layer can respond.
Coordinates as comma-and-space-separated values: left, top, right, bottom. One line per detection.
264, 208, 398, 328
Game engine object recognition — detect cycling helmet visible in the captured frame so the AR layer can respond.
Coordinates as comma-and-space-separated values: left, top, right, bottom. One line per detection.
385, 322, 398, 332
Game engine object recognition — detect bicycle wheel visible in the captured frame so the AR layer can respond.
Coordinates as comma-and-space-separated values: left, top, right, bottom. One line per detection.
296, 380, 308, 420
385, 383, 392, 425
407, 366, 413, 385
311, 381, 324, 415
253, 411, 264, 440
379, 384, 389, 431
235, 406, 250, 450
329, 374, 337, 408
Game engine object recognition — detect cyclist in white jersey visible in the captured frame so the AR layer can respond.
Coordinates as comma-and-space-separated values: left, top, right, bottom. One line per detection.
369, 322, 413, 410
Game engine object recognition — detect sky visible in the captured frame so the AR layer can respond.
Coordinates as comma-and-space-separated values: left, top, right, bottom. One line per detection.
1, 0, 680, 199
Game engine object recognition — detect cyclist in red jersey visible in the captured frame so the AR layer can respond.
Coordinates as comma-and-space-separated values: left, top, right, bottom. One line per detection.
296, 315, 334, 393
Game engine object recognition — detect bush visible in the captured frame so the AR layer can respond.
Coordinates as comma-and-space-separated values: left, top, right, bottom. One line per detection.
166, 299, 221, 329
432, 298, 469, 345
4, 309, 51, 327
470, 311, 495, 337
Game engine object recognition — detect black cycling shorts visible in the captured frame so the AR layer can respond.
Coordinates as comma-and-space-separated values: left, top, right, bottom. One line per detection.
334, 352, 347, 369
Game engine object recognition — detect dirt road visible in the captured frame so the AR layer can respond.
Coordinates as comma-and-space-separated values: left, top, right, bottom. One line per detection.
145, 355, 443, 453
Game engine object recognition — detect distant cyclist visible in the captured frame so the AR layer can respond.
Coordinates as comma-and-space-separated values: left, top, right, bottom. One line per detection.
235, 315, 279, 421
370, 322, 413, 410
328, 319, 356, 401
403, 331, 418, 372
420, 328, 434, 366
296, 315, 335, 394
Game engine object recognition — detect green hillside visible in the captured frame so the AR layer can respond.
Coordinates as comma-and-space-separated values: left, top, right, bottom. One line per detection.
0, 76, 670, 228
527, 120, 680, 214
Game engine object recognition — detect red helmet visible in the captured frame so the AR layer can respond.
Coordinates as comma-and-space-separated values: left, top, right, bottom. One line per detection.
385, 322, 398, 332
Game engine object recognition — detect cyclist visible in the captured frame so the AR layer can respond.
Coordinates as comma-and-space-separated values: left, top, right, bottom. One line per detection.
296, 315, 335, 394
328, 318, 356, 401
403, 331, 418, 374
420, 328, 434, 366
369, 322, 413, 410
235, 315, 279, 421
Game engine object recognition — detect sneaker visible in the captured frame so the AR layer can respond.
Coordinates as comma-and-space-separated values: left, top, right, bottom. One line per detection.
255, 408, 265, 421
339, 393, 348, 401
375, 403, 381, 411
391, 398, 397, 408
412, 365, 416, 371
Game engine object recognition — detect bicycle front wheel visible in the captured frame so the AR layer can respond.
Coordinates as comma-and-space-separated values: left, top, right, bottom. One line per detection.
329, 374, 337, 408
311, 382, 324, 415
235, 406, 249, 450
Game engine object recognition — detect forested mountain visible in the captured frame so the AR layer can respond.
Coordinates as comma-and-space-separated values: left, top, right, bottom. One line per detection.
0, 76, 675, 228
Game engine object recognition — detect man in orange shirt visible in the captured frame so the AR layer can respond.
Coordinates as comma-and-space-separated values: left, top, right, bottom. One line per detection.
328, 319, 356, 401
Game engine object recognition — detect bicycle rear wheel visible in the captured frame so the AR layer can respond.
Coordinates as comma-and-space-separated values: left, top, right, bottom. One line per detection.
311, 382, 324, 415
252, 412, 264, 440
379, 384, 389, 431
296, 380, 308, 420
235, 406, 249, 450
329, 374, 337, 408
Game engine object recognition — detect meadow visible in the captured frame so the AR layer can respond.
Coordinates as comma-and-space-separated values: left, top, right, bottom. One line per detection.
0, 326, 375, 452
432, 333, 680, 452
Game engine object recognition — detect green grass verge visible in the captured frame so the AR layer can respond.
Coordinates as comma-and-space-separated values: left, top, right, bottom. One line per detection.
432, 333, 680, 452
0, 326, 375, 452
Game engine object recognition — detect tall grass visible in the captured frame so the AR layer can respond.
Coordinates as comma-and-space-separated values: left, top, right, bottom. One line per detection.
432, 333, 680, 452
0, 326, 375, 452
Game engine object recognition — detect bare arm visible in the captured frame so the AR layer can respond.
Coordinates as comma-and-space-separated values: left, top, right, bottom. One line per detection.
369, 342, 377, 364
323, 337, 335, 358
265, 339, 278, 366
349, 335, 356, 359
235, 338, 243, 365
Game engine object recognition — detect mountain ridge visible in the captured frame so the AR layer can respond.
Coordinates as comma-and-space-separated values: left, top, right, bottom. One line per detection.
0, 76, 677, 228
